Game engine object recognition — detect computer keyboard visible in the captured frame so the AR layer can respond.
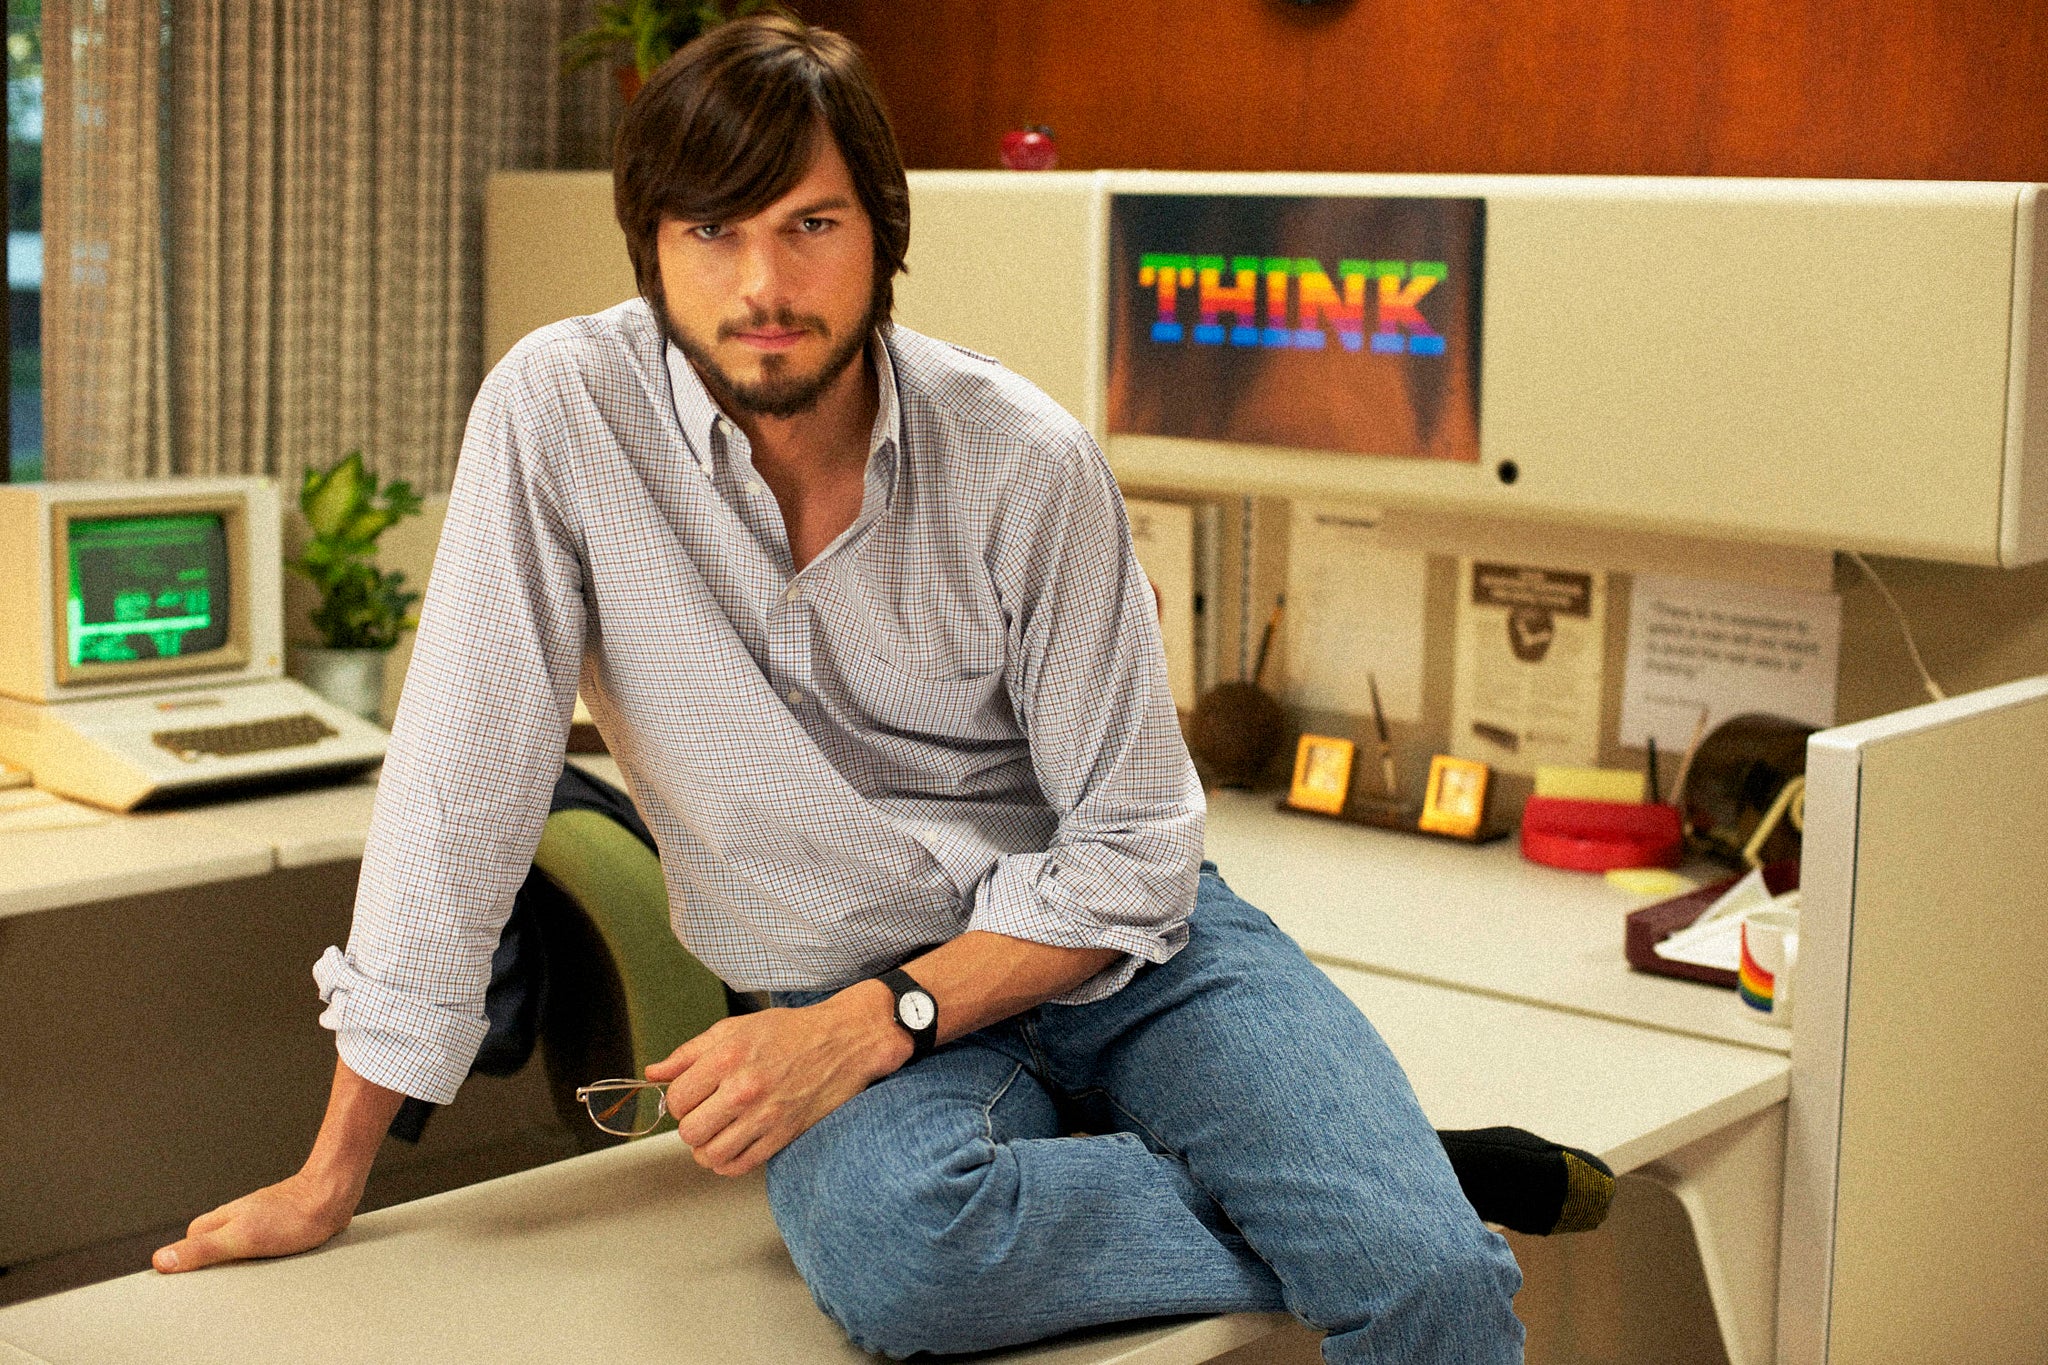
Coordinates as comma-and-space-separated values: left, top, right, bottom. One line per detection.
151, 711, 340, 762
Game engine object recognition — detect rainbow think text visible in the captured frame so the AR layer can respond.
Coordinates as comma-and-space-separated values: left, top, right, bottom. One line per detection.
1136, 255, 1448, 355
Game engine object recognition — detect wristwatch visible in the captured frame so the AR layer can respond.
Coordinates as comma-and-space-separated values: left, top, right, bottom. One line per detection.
878, 967, 938, 1061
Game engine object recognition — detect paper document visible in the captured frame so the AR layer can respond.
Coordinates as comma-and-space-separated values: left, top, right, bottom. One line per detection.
1450, 560, 1606, 772
1125, 498, 1199, 711
1284, 504, 1426, 721
1621, 574, 1841, 752
1653, 868, 1797, 972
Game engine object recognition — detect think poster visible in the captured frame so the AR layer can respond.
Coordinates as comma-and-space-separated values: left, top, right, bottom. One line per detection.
1106, 193, 1484, 461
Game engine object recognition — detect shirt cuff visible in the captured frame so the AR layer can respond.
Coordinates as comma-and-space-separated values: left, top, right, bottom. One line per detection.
964, 855, 1192, 1006
313, 946, 490, 1106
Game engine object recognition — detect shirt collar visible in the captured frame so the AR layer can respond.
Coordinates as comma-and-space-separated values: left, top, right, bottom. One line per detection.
665, 330, 901, 478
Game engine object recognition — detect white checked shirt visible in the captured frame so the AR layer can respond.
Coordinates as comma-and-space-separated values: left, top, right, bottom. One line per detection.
315, 299, 1203, 1104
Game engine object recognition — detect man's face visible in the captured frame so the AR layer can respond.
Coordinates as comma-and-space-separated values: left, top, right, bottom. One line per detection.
654, 131, 878, 421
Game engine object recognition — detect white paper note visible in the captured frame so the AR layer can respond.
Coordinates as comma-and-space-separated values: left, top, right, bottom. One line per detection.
1450, 560, 1607, 772
1620, 574, 1841, 752
1284, 504, 1427, 721
1124, 497, 1198, 711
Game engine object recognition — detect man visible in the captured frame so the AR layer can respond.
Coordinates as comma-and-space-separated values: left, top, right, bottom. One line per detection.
154, 18, 1609, 1361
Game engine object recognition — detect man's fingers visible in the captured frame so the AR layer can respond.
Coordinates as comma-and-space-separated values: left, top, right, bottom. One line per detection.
714, 1131, 788, 1178
663, 1055, 729, 1127
644, 1023, 721, 1082
186, 1204, 238, 1239
672, 1080, 747, 1150
692, 1107, 770, 1170
155, 1227, 233, 1274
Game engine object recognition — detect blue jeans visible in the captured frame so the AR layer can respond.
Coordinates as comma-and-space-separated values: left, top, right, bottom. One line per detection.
766, 864, 1524, 1362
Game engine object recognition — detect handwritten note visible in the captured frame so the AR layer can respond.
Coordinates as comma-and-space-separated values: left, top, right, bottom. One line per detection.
1620, 574, 1841, 751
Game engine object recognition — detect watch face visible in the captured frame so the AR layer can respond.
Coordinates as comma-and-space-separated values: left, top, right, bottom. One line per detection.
897, 990, 936, 1032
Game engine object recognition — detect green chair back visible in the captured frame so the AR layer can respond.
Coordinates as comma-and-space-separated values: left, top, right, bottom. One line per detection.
531, 807, 728, 1141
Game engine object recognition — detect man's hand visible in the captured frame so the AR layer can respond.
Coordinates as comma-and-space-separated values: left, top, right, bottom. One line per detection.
153, 1058, 401, 1275
152, 1171, 356, 1273
647, 983, 910, 1178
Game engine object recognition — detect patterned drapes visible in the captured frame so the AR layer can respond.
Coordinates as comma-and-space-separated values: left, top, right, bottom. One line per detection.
43, 0, 617, 492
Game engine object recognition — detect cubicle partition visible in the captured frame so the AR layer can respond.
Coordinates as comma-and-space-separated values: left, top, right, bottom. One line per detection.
1785, 678, 2048, 1365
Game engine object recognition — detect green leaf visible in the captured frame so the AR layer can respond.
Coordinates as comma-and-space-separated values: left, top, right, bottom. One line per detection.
303, 450, 367, 537
293, 450, 424, 648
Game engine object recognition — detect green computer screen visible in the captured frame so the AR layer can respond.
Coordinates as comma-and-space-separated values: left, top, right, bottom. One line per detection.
66, 514, 232, 666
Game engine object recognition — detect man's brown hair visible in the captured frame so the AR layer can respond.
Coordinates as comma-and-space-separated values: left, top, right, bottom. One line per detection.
613, 15, 910, 326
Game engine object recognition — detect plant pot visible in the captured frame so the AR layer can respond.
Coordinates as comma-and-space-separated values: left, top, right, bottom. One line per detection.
290, 646, 393, 725
615, 64, 643, 103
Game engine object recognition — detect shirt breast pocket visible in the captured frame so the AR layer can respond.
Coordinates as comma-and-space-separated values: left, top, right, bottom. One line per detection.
830, 576, 1010, 740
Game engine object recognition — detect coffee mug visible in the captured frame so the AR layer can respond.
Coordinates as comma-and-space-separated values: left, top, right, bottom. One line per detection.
1738, 909, 1800, 1026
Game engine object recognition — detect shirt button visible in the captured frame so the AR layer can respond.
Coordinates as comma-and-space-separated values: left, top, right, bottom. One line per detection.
746, 480, 765, 497
781, 584, 799, 605
786, 687, 804, 706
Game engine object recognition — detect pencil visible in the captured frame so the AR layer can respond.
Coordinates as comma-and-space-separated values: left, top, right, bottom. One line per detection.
1368, 671, 1399, 797
1251, 595, 1285, 689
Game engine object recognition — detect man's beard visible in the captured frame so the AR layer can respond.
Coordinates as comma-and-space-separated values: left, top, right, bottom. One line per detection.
658, 292, 881, 422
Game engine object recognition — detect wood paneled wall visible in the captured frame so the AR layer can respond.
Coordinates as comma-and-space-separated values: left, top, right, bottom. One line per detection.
800, 0, 2048, 181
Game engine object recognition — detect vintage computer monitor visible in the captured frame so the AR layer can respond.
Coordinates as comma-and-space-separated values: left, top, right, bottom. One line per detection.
0, 477, 388, 810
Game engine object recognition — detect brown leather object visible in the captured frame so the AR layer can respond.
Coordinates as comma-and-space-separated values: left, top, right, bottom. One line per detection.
1623, 860, 1799, 988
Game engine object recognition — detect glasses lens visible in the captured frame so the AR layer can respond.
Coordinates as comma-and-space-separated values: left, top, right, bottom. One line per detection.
582, 1083, 664, 1136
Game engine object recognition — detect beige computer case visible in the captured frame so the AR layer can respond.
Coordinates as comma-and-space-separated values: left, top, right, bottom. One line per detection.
484, 170, 2048, 567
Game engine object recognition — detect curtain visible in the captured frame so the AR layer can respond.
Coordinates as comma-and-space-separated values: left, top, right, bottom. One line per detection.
42, 0, 174, 480
42, 0, 617, 491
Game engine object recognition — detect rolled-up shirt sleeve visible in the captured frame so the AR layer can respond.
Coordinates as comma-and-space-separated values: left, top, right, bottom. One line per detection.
314, 352, 588, 1104
967, 432, 1204, 1003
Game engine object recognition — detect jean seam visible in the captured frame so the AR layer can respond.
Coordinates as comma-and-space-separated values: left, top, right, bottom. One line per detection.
1017, 1014, 1054, 1086
1093, 1088, 1259, 1244
981, 1061, 1025, 1144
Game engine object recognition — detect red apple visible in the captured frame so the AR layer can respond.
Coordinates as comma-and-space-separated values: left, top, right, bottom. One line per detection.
1000, 125, 1059, 171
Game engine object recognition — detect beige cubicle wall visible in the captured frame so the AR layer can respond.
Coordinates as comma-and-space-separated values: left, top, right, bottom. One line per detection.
1784, 678, 2048, 1365
486, 169, 2047, 567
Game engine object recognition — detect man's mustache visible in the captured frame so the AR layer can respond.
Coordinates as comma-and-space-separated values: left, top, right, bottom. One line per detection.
717, 310, 830, 342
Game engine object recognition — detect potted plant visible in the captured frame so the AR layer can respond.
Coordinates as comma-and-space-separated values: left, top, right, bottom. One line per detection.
563, 0, 781, 102
287, 450, 423, 724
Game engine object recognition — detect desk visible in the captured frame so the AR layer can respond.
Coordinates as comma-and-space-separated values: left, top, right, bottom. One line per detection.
0, 954, 1785, 1365
1204, 790, 1793, 1055
0, 764, 1788, 1363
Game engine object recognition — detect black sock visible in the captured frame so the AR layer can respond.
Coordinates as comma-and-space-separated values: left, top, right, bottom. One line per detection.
1437, 1126, 1615, 1235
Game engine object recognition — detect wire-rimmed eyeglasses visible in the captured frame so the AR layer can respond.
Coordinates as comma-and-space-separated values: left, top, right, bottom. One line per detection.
575, 1078, 671, 1137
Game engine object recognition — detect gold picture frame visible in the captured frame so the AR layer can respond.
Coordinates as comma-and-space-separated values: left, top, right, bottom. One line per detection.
1419, 755, 1490, 838
1287, 734, 1356, 816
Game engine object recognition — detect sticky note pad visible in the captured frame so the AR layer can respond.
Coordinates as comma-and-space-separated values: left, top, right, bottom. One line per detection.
1534, 765, 1648, 804
1605, 868, 1698, 898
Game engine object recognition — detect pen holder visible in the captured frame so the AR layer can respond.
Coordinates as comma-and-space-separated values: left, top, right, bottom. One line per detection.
1520, 796, 1683, 871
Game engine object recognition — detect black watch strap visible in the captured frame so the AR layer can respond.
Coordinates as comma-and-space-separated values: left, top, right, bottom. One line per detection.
878, 967, 938, 1061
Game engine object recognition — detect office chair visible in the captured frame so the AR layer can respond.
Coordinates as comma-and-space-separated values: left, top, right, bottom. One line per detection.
529, 807, 730, 1151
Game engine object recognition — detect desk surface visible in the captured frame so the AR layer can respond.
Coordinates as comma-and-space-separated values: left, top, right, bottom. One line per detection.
0, 811, 274, 920
1202, 790, 1793, 1055
0, 1137, 1287, 1365
0, 950, 1784, 1364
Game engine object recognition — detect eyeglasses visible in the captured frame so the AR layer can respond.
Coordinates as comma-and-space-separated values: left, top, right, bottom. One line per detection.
575, 1078, 671, 1137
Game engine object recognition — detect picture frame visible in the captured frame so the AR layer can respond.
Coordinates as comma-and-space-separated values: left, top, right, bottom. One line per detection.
1287, 734, 1356, 816
1418, 754, 1490, 837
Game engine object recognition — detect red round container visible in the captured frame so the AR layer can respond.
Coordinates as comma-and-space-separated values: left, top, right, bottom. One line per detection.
1519, 795, 1683, 871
